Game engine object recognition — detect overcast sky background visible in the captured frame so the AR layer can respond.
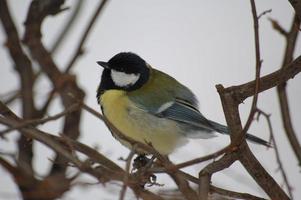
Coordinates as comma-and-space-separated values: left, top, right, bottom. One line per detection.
0, 0, 301, 199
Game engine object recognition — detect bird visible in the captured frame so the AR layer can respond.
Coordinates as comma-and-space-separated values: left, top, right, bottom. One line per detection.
96, 52, 269, 155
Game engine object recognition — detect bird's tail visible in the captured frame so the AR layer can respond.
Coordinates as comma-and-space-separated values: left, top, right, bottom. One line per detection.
207, 120, 271, 147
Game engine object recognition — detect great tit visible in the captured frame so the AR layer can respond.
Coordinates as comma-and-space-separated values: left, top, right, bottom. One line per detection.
96, 52, 269, 155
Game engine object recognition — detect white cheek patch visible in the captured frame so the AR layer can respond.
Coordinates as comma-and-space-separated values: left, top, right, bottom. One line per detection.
111, 69, 140, 87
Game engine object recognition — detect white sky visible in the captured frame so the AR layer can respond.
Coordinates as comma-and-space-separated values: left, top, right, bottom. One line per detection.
0, 0, 301, 199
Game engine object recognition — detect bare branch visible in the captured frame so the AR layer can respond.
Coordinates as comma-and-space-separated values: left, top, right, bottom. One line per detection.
276, 15, 301, 167
287, 0, 301, 21
256, 109, 294, 199
0, 103, 80, 136
242, 0, 262, 137
65, 0, 109, 73
119, 150, 135, 200
210, 186, 267, 200
220, 54, 301, 102
198, 153, 237, 200
51, 0, 84, 54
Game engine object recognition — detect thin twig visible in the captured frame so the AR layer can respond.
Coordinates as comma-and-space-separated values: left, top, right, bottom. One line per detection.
257, 9, 272, 19
51, 0, 84, 54
0, 0, 37, 177
268, 18, 288, 36
175, 145, 231, 169
287, 0, 301, 22
256, 109, 294, 199
65, 0, 109, 73
198, 153, 237, 200
274, 15, 301, 167
210, 185, 267, 200
241, 0, 262, 140
81, 103, 104, 120
0, 103, 80, 136
148, 145, 231, 173
119, 149, 135, 200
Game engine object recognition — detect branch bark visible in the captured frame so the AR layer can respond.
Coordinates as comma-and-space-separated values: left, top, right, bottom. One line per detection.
276, 15, 301, 167
22, 0, 85, 177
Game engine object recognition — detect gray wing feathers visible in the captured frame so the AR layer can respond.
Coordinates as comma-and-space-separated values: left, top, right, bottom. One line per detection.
156, 101, 270, 147
157, 101, 214, 132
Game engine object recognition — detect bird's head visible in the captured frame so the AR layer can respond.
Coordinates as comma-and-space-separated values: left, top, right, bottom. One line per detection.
97, 52, 150, 97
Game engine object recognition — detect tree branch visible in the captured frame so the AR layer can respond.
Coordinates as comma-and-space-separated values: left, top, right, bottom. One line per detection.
275, 15, 301, 167
65, 0, 109, 73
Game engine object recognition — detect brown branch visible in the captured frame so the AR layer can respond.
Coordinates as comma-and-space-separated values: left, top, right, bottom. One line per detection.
257, 9, 272, 19
222, 54, 301, 102
65, 0, 109, 73
0, 0, 37, 177
269, 18, 289, 37
172, 171, 268, 200
0, 101, 165, 200
242, 0, 262, 136
256, 109, 294, 199
238, 142, 290, 199
119, 150, 135, 200
0, 103, 80, 136
273, 15, 301, 167
198, 153, 237, 200
0, 90, 20, 105
149, 145, 231, 173
217, 80, 290, 199
22, 0, 85, 177
168, 171, 198, 200
0, 104, 83, 168
51, 0, 84, 54
36, 88, 57, 117
210, 186, 267, 200
287, 0, 301, 22
0, 0, 36, 119
0, 156, 20, 178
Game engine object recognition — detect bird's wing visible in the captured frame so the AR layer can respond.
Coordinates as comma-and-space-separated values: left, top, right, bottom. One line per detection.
155, 98, 215, 132
128, 69, 216, 136
128, 69, 199, 113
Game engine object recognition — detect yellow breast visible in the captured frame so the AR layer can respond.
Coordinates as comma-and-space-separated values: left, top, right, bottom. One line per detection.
99, 90, 187, 155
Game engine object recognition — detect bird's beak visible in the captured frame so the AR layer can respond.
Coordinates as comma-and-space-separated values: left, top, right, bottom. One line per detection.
97, 61, 109, 69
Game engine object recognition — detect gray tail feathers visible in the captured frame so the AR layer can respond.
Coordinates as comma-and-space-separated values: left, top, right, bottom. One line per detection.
207, 120, 271, 147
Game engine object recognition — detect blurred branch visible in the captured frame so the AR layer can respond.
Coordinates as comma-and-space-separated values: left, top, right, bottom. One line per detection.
271, 15, 301, 167
199, 153, 237, 200
150, 145, 231, 172
168, 171, 198, 200
0, 0, 36, 118
0, 101, 165, 200
242, 0, 262, 137
287, 0, 301, 22
0, 90, 20, 105
23, 0, 85, 177
36, 88, 57, 117
0, 0, 37, 178
210, 186, 267, 200
51, 0, 84, 54
257, 9, 272, 19
119, 150, 135, 200
0, 103, 80, 137
256, 109, 293, 199
65, 0, 109, 73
